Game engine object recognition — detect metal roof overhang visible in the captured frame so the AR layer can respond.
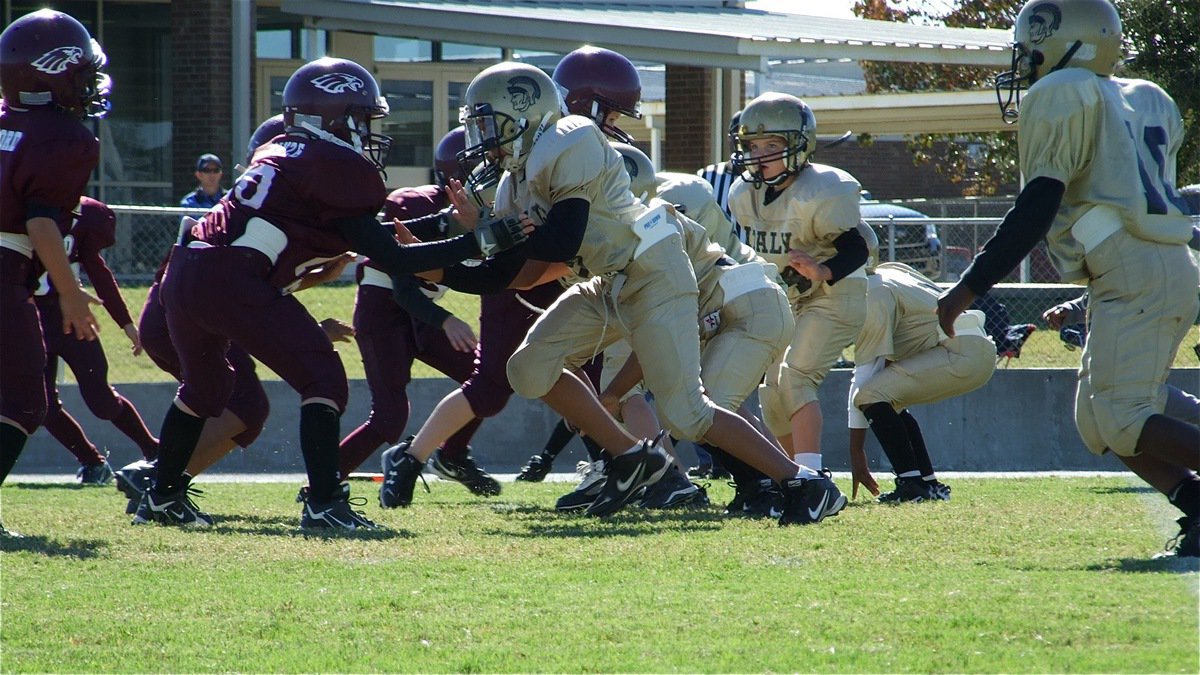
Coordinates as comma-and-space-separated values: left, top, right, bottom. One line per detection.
279, 0, 1014, 71
806, 90, 1015, 135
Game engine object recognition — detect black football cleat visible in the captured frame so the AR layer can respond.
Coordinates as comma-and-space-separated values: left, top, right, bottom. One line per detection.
427, 449, 501, 497
301, 483, 379, 531
778, 474, 846, 526
132, 478, 213, 528
585, 434, 671, 518
515, 452, 555, 482
379, 441, 427, 509
878, 476, 937, 504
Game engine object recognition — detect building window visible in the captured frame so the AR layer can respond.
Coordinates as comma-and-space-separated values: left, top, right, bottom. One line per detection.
378, 79, 434, 168
256, 6, 325, 59
375, 36, 433, 63
441, 43, 502, 62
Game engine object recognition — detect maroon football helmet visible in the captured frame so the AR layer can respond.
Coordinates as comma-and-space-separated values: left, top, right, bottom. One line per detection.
282, 57, 392, 172
244, 114, 286, 166
434, 126, 469, 187
0, 9, 110, 118
552, 46, 642, 143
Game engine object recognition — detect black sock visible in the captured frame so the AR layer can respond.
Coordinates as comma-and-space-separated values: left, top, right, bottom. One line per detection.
863, 402, 919, 476
702, 443, 768, 487
899, 410, 935, 478
1168, 475, 1200, 520
300, 402, 341, 503
0, 423, 29, 485
542, 419, 577, 458
155, 405, 206, 494
581, 435, 607, 463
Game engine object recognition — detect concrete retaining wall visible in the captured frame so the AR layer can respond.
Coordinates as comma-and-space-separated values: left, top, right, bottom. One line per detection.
15, 369, 1198, 475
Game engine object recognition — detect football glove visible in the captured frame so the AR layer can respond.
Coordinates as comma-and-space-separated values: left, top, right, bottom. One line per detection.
474, 214, 527, 257
779, 266, 813, 294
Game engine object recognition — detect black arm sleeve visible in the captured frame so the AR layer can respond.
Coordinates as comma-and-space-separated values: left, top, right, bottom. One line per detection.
439, 251, 527, 295
336, 213, 480, 276
521, 198, 589, 262
401, 209, 450, 242
389, 274, 452, 329
960, 176, 1066, 295
823, 228, 869, 284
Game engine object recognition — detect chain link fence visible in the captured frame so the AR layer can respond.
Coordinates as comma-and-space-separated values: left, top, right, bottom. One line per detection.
78, 203, 1197, 384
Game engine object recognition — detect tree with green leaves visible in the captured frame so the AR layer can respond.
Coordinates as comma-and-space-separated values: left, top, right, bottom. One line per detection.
856, 0, 1199, 193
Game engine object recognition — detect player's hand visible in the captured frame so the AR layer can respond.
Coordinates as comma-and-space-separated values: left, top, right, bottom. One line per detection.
849, 453, 880, 500
122, 323, 143, 356
309, 253, 356, 286
936, 282, 977, 338
392, 219, 422, 245
1042, 305, 1068, 330
319, 317, 356, 343
787, 249, 830, 282
60, 288, 102, 341
446, 178, 481, 231
441, 316, 478, 353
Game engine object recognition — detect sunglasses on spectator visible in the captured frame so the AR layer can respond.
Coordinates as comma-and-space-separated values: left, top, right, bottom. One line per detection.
199, 166, 222, 173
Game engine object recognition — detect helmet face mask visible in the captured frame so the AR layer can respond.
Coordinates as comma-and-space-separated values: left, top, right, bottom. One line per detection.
733, 93, 815, 189
994, 0, 1123, 123
458, 62, 563, 191
282, 57, 392, 173
0, 10, 112, 118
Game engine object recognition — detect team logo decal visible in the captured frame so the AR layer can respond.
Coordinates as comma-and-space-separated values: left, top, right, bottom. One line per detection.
1027, 3, 1062, 45
506, 76, 541, 112
32, 46, 83, 75
311, 72, 365, 94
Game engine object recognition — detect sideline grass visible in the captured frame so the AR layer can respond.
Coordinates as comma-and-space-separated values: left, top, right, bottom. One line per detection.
2, 477, 1196, 672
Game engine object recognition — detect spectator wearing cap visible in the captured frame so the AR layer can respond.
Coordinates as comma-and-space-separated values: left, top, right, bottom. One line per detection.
179, 153, 226, 215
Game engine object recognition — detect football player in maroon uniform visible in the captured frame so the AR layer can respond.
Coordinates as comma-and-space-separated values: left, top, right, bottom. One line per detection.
36, 197, 159, 484
336, 127, 488, 483
0, 9, 111, 535
134, 57, 528, 530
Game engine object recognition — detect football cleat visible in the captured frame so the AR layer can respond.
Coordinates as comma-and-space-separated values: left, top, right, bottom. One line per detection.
638, 469, 702, 509
379, 441, 428, 509
725, 478, 783, 519
76, 460, 114, 486
585, 434, 672, 518
878, 476, 937, 504
778, 474, 846, 526
0, 520, 23, 539
928, 479, 952, 501
131, 479, 213, 528
301, 483, 379, 530
515, 452, 555, 482
1156, 516, 1200, 559
554, 460, 608, 512
427, 449, 501, 497
114, 459, 157, 514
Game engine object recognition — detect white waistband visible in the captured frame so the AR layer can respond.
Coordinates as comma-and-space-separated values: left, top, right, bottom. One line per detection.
939, 309, 988, 341
1072, 205, 1123, 255
719, 262, 773, 304
631, 204, 673, 260
359, 266, 393, 290
0, 232, 32, 258
231, 217, 288, 265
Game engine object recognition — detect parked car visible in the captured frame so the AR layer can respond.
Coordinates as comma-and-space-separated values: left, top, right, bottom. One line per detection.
860, 201, 944, 280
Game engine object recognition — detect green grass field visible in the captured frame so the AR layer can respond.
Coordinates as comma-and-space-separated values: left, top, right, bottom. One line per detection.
1, 477, 1196, 672
76, 284, 1200, 385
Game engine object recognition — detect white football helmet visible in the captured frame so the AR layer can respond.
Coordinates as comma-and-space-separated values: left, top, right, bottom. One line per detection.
995, 0, 1123, 122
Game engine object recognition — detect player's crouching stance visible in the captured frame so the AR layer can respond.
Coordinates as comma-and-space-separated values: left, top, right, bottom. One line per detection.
847, 262, 996, 503
937, 0, 1200, 557
134, 57, 527, 531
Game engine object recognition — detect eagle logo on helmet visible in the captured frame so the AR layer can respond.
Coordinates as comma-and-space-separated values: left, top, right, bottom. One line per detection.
311, 72, 365, 94
1027, 3, 1062, 45
31, 46, 83, 75
506, 75, 541, 113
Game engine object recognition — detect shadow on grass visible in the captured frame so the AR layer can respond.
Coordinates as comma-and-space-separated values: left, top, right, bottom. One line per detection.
0, 535, 106, 558
7, 483, 109, 492
210, 513, 414, 540
1088, 485, 1157, 495
1086, 556, 1200, 574
487, 507, 725, 539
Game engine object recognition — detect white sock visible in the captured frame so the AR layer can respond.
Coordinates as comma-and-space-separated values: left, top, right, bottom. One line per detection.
794, 452, 822, 472
923, 474, 938, 482
898, 470, 921, 478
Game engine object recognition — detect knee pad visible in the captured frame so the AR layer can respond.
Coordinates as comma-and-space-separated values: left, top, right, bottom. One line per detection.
507, 345, 560, 400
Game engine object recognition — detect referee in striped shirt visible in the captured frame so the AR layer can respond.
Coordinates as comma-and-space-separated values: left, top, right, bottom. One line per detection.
697, 110, 743, 241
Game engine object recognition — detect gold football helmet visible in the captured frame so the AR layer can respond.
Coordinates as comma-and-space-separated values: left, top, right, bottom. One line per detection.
611, 142, 656, 203
733, 92, 816, 188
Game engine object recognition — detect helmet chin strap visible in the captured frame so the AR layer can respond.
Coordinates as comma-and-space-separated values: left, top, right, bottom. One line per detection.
294, 119, 359, 155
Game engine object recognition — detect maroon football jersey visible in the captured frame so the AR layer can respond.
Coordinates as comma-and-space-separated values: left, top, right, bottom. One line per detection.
191, 133, 387, 291
359, 184, 449, 281
34, 196, 132, 327
0, 103, 99, 287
